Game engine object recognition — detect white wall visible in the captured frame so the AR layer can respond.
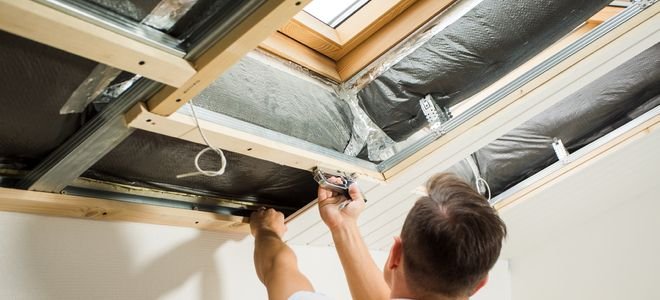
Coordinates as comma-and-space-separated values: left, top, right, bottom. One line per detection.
499, 115, 660, 300
0, 211, 388, 300
508, 191, 660, 300
0, 210, 511, 300
472, 260, 510, 300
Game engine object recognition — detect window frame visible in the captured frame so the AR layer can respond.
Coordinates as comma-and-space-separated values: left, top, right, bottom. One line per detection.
260, 0, 458, 81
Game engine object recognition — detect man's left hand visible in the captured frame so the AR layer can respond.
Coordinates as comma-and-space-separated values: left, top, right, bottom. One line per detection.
250, 208, 287, 238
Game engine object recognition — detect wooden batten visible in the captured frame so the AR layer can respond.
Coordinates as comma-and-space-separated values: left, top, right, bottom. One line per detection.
0, 0, 196, 87
0, 187, 250, 233
146, 0, 311, 116
125, 103, 385, 181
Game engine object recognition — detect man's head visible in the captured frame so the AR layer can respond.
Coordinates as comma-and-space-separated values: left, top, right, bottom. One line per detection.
385, 173, 507, 299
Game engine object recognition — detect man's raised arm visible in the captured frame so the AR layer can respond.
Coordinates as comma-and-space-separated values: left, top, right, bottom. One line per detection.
318, 181, 391, 300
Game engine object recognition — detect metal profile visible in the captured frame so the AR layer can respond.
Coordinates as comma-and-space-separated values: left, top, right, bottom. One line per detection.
16, 0, 276, 193
67, 178, 299, 217
490, 104, 660, 206
35, 0, 186, 57
377, 1, 653, 172
17, 79, 163, 193
183, 0, 266, 59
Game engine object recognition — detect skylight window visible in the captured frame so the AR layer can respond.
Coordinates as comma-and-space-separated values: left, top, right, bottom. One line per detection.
304, 0, 370, 28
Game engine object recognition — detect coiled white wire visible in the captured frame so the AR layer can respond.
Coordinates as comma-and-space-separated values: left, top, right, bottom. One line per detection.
176, 101, 227, 178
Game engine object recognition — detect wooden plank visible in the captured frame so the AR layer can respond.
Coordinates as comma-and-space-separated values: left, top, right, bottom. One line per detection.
336, 0, 456, 80
0, 0, 195, 87
147, 0, 310, 116
259, 32, 341, 82
125, 103, 385, 180
0, 187, 250, 233
494, 113, 660, 212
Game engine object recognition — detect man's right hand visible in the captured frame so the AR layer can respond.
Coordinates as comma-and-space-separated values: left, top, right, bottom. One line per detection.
317, 177, 365, 231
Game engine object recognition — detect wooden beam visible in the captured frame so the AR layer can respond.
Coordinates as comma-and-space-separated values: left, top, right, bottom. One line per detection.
494, 110, 660, 212
336, 0, 456, 80
147, 0, 311, 116
0, 187, 250, 233
0, 0, 195, 87
259, 32, 341, 82
125, 103, 385, 181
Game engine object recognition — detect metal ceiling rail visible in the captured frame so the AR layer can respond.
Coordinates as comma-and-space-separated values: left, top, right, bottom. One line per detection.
34, 0, 186, 56
490, 104, 660, 209
65, 178, 302, 217
14, 0, 311, 196
17, 79, 162, 193
377, 0, 658, 173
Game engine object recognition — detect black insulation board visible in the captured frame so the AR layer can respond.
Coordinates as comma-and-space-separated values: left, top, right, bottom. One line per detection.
87, 130, 319, 213
474, 43, 660, 197
0, 31, 95, 165
194, 55, 353, 152
358, 0, 611, 142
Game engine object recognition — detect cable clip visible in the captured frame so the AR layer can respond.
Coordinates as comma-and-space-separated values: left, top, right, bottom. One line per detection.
552, 138, 570, 164
420, 95, 452, 138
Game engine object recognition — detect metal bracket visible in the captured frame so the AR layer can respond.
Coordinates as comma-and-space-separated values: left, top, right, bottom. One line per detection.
420, 94, 453, 138
633, 0, 658, 9
552, 138, 571, 164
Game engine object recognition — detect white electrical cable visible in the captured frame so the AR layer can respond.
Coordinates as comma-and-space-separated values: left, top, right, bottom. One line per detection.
464, 157, 491, 201
176, 101, 227, 179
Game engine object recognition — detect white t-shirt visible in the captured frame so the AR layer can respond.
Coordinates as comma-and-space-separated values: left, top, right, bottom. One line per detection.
288, 291, 333, 300
288, 291, 415, 300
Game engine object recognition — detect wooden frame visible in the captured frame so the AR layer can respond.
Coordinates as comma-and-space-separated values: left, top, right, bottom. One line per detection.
125, 103, 385, 181
0, 187, 250, 233
0, 0, 196, 87
259, 3, 626, 82
260, 0, 456, 81
147, 0, 311, 115
280, 0, 418, 60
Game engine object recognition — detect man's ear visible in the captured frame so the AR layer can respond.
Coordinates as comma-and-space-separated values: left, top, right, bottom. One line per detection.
470, 274, 489, 296
388, 236, 403, 269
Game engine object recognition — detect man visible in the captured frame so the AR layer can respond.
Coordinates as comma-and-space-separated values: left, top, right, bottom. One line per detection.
250, 173, 507, 300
